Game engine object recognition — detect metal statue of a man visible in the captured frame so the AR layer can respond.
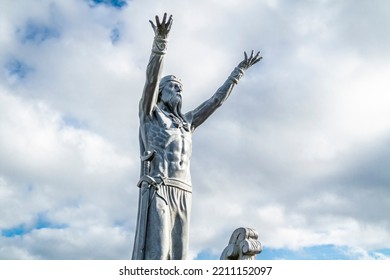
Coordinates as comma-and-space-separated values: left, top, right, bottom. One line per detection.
132, 13, 262, 260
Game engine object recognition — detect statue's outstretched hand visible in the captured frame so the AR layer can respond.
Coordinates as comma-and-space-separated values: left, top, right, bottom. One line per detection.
238, 51, 262, 70
149, 13, 173, 39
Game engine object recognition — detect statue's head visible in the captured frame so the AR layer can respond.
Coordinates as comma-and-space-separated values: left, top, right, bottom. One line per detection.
158, 75, 183, 110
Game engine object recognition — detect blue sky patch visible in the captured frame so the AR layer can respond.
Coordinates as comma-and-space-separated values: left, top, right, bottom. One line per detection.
1, 225, 29, 237
5, 58, 33, 80
89, 0, 128, 9
1, 213, 67, 238
376, 248, 390, 255
194, 250, 219, 260
257, 245, 390, 260
110, 27, 121, 44
258, 245, 349, 260
17, 20, 61, 45
62, 115, 88, 129
374, 248, 390, 259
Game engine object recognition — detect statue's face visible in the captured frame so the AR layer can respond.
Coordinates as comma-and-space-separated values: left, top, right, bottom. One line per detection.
160, 80, 183, 109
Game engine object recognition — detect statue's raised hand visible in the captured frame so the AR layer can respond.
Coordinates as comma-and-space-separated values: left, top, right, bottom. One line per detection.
238, 51, 262, 70
149, 13, 173, 39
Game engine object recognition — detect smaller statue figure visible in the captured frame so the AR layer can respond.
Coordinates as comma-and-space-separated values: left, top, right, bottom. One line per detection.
220, 227, 262, 260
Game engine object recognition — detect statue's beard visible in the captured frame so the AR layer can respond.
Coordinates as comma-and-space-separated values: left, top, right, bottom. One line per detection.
171, 96, 189, 127
158, 93, 185, 122
164, 95, 181, 111
168, 94, 182, 116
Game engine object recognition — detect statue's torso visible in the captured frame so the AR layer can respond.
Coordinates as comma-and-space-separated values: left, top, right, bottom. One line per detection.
140, 107, 193, 185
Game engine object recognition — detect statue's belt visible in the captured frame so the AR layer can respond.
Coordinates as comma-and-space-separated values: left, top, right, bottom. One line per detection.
137, 175, 192, 193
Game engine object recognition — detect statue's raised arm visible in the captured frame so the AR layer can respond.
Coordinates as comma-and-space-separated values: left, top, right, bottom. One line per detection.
186, 51, 262, 131
139, 13, 173, 117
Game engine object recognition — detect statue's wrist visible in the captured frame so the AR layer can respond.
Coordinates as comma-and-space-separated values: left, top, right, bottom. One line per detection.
228, 67, 245, 84
152, 37, 168, 54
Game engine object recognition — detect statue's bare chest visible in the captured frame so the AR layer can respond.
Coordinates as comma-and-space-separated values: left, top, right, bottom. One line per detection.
142, 109, 192, 153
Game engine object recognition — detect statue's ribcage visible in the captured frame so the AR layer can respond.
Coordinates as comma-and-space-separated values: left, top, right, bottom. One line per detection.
145, 123, 178, 150
145, 123, 191, 154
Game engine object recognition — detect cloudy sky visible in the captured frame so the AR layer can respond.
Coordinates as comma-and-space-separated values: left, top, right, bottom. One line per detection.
1, 0, 390, 260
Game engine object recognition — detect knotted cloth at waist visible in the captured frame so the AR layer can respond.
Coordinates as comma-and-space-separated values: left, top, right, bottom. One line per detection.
137, 175, 192, 193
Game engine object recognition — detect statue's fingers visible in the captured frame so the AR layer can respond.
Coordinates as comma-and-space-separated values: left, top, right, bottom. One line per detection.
167, 15, 173, 31
162, 13, 167, 26
250, 50, 254, 59
155, 15, 161, 27
253, 52, 262, 63
244, 51, 248, 62
253, 56, 263, 64
149, 20, 156, 32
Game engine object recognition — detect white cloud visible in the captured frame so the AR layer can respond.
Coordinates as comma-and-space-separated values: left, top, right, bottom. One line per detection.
0, 85, 134, 258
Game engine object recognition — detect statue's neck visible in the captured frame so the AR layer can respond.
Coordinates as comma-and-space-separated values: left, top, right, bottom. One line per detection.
158, 103, 188, 130
159, 102, 181, 119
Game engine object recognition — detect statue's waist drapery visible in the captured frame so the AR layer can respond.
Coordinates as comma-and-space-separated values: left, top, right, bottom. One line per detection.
137, 175, 192, 193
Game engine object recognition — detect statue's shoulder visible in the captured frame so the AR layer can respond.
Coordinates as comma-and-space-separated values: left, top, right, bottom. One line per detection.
183, 111, 194, 131
140, 106, 168, 129
140, 105, 159, 122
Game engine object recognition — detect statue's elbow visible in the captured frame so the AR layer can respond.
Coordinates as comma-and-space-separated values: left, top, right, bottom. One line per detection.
213, 94, 225, 108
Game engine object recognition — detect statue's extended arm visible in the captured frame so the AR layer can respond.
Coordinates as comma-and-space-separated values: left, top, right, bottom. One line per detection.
139, 13, 173, 117
187, 51, 262, 130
